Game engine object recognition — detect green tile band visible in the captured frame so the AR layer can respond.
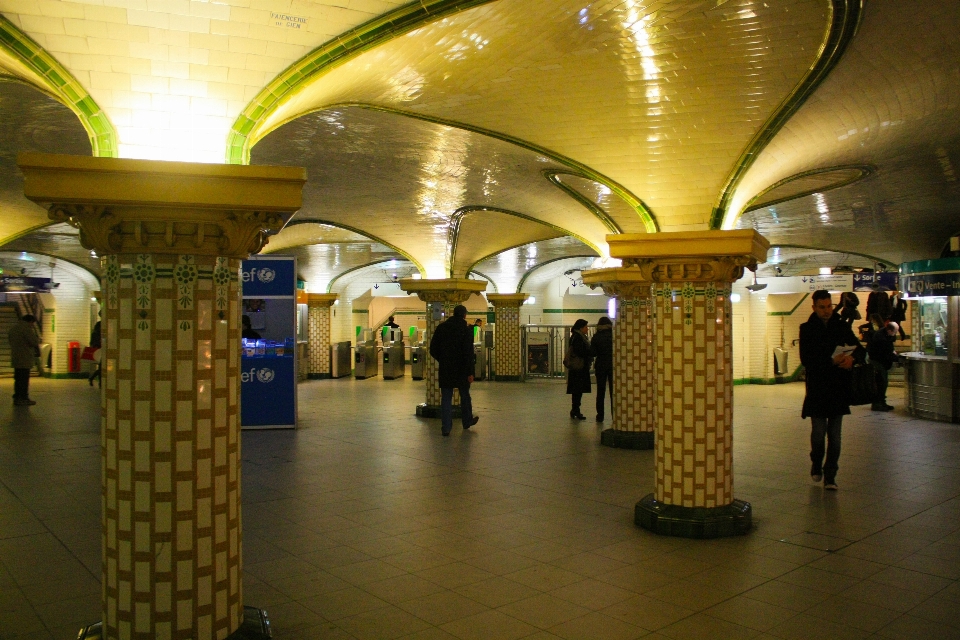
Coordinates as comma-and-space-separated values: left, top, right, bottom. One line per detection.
0, 15, 117, 158
543, 170, 658, 234
711, 0, 863, 230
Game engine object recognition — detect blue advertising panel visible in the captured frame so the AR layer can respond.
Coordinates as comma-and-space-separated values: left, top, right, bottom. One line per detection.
240, 257, 296, 297
240, 356, 296, 427
241, 256, 297, 429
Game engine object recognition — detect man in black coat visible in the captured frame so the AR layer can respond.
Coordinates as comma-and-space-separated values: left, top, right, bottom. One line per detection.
429, 304, 479, 436
800, 290, 860, 490
591, 317, 613, 422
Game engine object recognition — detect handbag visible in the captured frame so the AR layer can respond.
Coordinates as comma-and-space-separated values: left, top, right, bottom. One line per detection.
848, 361, 879, 406
81, 346, 101, 363
562, 351, 584, 371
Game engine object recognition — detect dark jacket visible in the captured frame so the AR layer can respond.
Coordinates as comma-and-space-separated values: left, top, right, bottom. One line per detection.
8, 320, 39, 369
590, 326, 613, 373
429, 316, 474, 388
90, 321, 102, 349
800, 311, 860, 418
566, 331, 593, 395
868, 327, 896, 370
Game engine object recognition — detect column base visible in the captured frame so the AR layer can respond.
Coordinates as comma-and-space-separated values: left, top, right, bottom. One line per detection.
600, 429, 654, 449
416, 403, 461, 418
307, 373, 332, 380
78, 607, 272, 640
635, 494, 751, 538
493, 375, 522, 382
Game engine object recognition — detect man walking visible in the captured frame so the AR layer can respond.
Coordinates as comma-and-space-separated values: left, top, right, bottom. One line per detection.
429, 304, 479, 436
591, 316, 613, 422
9, 314, 39, 406
800, 290, 859, 490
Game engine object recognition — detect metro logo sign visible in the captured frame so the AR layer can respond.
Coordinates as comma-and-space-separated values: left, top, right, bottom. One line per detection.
240, 258, 294, 297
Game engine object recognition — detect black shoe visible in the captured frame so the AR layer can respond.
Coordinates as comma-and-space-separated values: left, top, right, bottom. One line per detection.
14, 399, 36, 406
441, 429, 451, 437
89, 377, 93, 387
571, 413, 586, 421
464, 416, 479, 430
596, 415, 604, 422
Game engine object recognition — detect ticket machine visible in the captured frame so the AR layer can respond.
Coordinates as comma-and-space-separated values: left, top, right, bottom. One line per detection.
472, 325, 486, 381
354, 329, 379, 379
411, 327, 426, 380
382, 327, 406, 379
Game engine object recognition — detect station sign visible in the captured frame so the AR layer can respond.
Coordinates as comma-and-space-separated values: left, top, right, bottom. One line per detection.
900, 257, 960, 297
797, 274, 853, 292
852, 272, 898, 291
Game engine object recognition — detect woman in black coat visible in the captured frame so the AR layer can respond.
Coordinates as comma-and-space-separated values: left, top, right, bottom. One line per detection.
566, 318, 594, 420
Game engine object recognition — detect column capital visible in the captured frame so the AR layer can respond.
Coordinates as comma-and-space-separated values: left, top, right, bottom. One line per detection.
398, 278, 487, 304
606, 230, 769, 283
486, 293, 528, 307
18, 153, 305, 259
581, 267, 652, 299
306, 293, 338, 307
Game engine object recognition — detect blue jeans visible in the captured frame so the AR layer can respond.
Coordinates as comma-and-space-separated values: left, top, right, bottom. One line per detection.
810, 415, 843, 482
441, 383, 473, 434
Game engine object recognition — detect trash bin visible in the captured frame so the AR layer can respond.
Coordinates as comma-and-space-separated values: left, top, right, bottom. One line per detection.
67, 341, 81, 373
773, 348, 788, 376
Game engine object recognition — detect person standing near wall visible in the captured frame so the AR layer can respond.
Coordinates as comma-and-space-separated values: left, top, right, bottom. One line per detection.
800, 290, 859, 490
88, 313, 102, 388
429, 304, 480, 436
867, 315, 898, 412
9, 314, 39, 406
566, 319, 593, 420
591, 317, 613, 422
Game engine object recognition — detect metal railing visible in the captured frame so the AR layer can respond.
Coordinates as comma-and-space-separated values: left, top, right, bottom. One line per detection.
521, 324, 596, 379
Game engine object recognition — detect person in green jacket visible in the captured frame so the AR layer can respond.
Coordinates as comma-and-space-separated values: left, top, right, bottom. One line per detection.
8, 314, 39, 406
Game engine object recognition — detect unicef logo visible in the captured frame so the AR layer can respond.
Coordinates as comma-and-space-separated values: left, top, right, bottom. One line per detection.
241, 367, 276, 383
257, 268, 276, 283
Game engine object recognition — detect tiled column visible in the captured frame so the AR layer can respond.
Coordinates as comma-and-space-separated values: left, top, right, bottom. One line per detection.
608, 230, 769, 538
398, 278, 487, 418
486, 293, 527, 381
20, 153, 304, 639
581, 268, 654, 450
306, 293, 337, 379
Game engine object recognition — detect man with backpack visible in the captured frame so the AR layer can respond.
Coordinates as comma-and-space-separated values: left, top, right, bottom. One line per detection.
429, 304, 480, 436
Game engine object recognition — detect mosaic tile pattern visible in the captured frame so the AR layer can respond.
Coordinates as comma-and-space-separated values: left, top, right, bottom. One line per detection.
307, 304, 331, 376
492, 303, 521, 378
101, 253, 242, 639
654, 281, 733, 508
612, 293, 655, 434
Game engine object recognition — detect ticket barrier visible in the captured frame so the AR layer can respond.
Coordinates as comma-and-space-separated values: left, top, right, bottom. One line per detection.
382, 328, 405, 379
354, 335, 379, 379
411, 344, 426, 380
330, 341, 352, 378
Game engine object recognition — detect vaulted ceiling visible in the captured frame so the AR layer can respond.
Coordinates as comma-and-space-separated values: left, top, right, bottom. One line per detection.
0, 0, 957, 293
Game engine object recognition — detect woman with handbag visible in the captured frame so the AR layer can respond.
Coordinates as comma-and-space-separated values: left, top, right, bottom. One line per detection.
566, 319, 593, 420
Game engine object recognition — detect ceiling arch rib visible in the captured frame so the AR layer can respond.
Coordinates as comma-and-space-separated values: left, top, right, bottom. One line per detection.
742, 165, 875, 213
227, 0, 498, 164
470, 237, 598, 294
0, 81, 93, 246
0, 15, 116, 158
448, 206, 593, 278
242, 0, 833, 232
518, 255, 598, 295
711, 0, 864, 229
728, 0, 960, 262
249, 106, 617, 278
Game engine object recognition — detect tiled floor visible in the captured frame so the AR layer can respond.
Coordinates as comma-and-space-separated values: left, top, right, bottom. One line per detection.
1, 376, 959, 639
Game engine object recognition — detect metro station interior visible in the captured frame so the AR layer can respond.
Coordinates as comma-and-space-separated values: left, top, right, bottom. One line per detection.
0, 1, 959, 638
